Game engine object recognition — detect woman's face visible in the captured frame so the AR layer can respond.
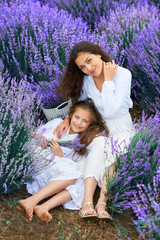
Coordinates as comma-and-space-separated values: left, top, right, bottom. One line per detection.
75, 52, 103, 77
69, 107, 92, 134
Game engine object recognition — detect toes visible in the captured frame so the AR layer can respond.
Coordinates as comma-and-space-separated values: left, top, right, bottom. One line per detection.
26, 209, 33, 221
46, 215, 52, 223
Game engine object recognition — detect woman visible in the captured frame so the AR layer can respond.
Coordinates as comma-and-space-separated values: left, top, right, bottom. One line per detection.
54, 41, 134, 218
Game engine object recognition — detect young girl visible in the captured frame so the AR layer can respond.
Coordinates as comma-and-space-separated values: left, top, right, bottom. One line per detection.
54, 41, 135, 218
18, 98, 109, 223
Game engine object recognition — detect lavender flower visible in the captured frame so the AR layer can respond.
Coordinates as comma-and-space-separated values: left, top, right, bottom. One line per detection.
0, 75, 42, 196
95, 2, 159, 66
105, 112, 160, 216
126, 18, 160, 114
42, 0, 153, 30
0, 0, 92, 108
131, 169, 160, 239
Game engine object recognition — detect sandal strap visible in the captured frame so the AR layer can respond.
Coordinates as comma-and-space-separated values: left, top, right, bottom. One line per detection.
79, 202, 97, 218
80, 209, 96, 217
81, 201, 93, 209
98, 211, 109, 215
97, 202, 106, 206
97, 211, 112, 219
96, 202, 106, 209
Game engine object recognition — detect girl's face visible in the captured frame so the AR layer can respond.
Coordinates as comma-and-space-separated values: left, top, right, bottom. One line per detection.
75, 52, 103, 77
69, 107, 92, 134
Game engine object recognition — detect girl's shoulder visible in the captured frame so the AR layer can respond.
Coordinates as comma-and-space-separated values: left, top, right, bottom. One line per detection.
42, 118, 63, 129
36, 118, 63, 135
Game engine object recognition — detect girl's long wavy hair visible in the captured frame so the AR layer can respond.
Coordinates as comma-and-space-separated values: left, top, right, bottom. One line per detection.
58, 41, 112, 100
68, 98, 109, 155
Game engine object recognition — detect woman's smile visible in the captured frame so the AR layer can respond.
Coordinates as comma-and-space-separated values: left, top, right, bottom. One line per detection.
75, 52, 103, 77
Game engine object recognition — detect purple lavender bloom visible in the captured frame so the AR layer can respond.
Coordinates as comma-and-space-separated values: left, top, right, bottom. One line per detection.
105, 112, 160, 218
126, 18, 160, 114
0, 0, 92, 108
0, 75, 42, 196
95, 2, 159, 66
131, 169, 160, 239
41, 0, 156, 30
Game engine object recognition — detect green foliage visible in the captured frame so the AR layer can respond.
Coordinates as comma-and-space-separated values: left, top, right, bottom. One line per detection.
105, 113, 160, 213
0, 76, 39, 196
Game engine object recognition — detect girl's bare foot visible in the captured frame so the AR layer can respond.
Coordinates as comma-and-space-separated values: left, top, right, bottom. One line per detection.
18, 199, 34, 221
34, 205, 52, 223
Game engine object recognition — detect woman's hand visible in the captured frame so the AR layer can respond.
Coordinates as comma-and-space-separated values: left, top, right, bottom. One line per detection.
103, 60, 118, 82
50, 139, 63, 157
53, 117, 70, 139
34, 134, 48, 149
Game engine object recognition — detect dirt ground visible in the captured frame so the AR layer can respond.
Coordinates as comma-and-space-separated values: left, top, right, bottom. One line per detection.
0, 186, 140, 240
0, 105, 142, 240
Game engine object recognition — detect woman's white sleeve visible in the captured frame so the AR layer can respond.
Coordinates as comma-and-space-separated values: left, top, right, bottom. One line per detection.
101, 68, 132, 117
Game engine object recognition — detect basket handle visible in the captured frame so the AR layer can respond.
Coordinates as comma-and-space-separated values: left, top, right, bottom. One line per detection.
57, 101, 69, 110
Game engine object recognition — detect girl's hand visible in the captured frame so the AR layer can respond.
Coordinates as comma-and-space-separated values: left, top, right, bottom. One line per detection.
53, 117, 70, 139
103, 60, 118, 82
50, 139, 63, 157
34, 134, 48, 149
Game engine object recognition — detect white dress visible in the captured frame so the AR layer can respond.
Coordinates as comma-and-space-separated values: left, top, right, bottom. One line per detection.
26, 118, 84, 210
78, 66, 135, 187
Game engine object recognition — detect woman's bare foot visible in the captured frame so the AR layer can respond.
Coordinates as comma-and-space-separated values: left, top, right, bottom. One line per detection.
18, 199, 34, 221
34, 205, 52, 223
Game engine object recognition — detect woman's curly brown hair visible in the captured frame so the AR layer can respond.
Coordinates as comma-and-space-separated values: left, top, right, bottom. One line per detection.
58, 41, 112, 100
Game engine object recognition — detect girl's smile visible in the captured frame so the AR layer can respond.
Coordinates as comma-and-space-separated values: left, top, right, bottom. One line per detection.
69, 107, 92, 134
75, 52, 103, 77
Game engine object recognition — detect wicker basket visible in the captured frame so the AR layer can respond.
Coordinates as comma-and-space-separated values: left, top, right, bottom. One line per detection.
42, 99, 72, 121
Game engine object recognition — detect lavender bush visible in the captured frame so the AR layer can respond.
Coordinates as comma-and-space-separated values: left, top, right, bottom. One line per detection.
131, 169, 160, 240
0, 1, 90, 82
95, 2, 159, 66
42, 0, 151, 30
30, 80, 63, 108
0, 75, 40, 196
105, 112, 160, 214
43, 0, 115, 30
0, 0, 91, 107
126, 19, 160, 114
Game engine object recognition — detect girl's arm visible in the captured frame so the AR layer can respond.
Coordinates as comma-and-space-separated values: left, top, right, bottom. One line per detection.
53, 117, 70, 139
33, 133, 48, 149
50, 139, 63, 157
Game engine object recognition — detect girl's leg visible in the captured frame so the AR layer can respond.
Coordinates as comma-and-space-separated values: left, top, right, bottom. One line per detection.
18, 179, 76, 221
80, 177, 97, 217
34, 189, 71, 223
96, 163, 115, 218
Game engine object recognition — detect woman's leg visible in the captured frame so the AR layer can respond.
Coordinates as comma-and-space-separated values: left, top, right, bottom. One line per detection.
96, 163, 116, 218
34, 189, 71, 223
18, 179, 76, 221
80, 177, 97, 217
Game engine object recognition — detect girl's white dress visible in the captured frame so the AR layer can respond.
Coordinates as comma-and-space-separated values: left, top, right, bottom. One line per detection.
27, 118, 84, 210
78, 66, 135, 187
